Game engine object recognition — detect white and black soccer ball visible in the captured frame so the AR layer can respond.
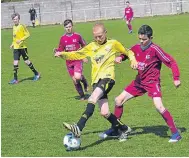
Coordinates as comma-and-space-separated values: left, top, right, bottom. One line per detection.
63, 133, 81, 151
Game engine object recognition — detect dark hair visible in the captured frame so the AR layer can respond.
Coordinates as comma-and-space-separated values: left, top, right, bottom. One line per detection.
11, 13, 20, 20
138, 25, 153, 38
64, 19, 73, 27
126, 1, 130, 4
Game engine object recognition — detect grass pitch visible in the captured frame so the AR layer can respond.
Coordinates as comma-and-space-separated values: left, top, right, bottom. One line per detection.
1, 14, 189, 156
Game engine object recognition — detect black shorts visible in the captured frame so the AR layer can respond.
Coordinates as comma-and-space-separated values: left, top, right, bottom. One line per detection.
13, 48, 29, 61
92, 78, 115, 100
30, 15, 35, 21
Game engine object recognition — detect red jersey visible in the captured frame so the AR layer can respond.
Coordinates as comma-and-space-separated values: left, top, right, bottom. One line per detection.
124, 7, 133, 20
130, 43, 180, 85
57, 32, 86, 64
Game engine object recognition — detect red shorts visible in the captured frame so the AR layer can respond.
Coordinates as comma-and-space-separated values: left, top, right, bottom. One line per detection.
66, 60, 83, 77
125, 80, 162, 98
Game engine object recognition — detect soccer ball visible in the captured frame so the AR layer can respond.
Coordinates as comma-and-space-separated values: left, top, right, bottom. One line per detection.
63, 133, 81, 151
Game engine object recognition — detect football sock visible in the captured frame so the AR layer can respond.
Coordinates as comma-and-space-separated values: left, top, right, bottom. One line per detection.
74, 81, 85, 97
161, 109, 178, 134
128, 24, 132, 31
80, 75, 88, 90
77, 102, 95, 131
114, 105, 123, 119
28, 62, 38, 75
106, 113, 128, 131
13, 65, 18, 80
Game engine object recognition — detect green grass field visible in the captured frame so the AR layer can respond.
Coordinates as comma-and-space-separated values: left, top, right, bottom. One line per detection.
1, 14, 189, 157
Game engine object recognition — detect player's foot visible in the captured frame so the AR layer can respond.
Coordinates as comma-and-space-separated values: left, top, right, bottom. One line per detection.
129, 30, 133, 34
99, 125, 132, 139
79, 95, 87, 101
99, 128, 120, 139
168, 131, 181, 143
121, 125, 132, 134
33, 73, 41, 81
118, 132, 128, 142
8, 79, 18, 84
63, 122, 81, 138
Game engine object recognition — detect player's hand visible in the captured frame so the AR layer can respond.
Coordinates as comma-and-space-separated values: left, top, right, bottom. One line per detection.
174, 80, 181, 88
54, 51, 62, 57
115, 56, 122, 64
83, 58, 88, 63
10, 44, 14, 49
16, 40, 22, 44
130, 59, 138, 69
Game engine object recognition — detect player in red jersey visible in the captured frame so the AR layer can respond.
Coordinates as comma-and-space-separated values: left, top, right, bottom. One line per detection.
100, 25, 182, 143
55, 19, 89, 100
124, 1, 134, 34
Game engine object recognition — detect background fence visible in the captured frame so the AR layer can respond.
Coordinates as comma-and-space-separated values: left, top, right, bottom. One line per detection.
1, 0, 189, 28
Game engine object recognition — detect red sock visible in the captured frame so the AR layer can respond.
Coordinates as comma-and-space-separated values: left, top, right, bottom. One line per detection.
128, 24, 132, 30
161, 109, 178, 134
114, 105, 123, 120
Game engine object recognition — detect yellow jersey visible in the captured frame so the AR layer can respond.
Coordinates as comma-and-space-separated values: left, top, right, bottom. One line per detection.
12, 24, 30, 49
60, 39, 136, 84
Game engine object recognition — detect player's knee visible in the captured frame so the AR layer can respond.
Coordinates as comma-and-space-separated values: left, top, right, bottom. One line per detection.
74, 75, 82, 81
156, 105, 165, 114
100, 110, 110, 117
88, 96, 98, 104
115, 97, 123, 106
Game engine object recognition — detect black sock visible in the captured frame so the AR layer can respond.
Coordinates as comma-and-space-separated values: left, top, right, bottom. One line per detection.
77, 103, 95, 131
106, 113, 128, 131
74, 81, 84, 97
13, 65, 18, 80
80, 75, 88, 90
28, 62, 38, 75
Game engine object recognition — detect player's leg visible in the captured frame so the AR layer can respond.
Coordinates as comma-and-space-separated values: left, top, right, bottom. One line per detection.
9, 49, 20, 84
72, 72, 85, 100
22, 48, 40, 80
71, 61, 85, 99
81, 75, 89, 92
99, 91, 133, 140
101, 81, 145, 140
77, 61, 89, 92
148, 82, 181, 142
153, 97, 181, 142
127, 19, 132, 33
63, 84, 104, 137
32, 18, 35, 28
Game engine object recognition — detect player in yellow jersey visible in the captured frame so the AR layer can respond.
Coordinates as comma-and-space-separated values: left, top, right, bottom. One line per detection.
9, 13, 40, 84
54, 23, 138, 141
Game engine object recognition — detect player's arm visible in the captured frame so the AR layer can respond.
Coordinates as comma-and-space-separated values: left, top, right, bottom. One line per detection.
78, 35, 89, 63
123, 8, 126, 19
20, 25, 30, 41
79, 35, 86, 48
54, 43, 92, 60
155, 46, 181, 87
114, 41, 138, 69
57, 37, 65, 51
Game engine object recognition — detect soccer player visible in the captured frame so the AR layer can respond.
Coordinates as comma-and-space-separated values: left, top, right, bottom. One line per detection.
29, 6, 37, 28
124, 1, 134, 34
54, 23, 138, 141
54, 19, 89, 100
9, 13, 40, 84
101, 25, 181, 143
